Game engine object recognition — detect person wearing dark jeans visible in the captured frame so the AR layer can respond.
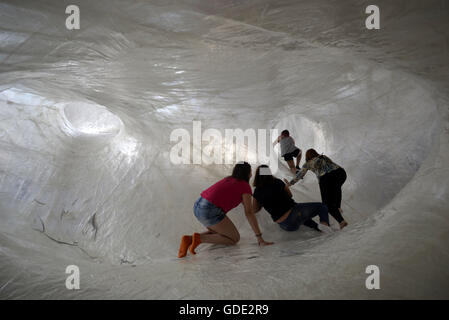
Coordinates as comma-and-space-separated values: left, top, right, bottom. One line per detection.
287, 148, 348, 229
318, 167, 346, 225
278, 202, 330, 232
252, 165, 331, 234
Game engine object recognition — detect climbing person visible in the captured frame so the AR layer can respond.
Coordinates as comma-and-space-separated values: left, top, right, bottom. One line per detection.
252, 165, 331, 233
285, 149, 348, 229
273, 129, 302, 174
178, 162, 273, 258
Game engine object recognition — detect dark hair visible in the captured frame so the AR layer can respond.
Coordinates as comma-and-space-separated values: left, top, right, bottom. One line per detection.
305, 148, 320, 162
281, 130, 290, 137
231, 161, 251, 182
253, 165, 275, 187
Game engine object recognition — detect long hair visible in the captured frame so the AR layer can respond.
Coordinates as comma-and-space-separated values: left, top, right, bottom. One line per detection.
305, 148, 320, 162
231, 161, 251, 183
253, 165, 275, 187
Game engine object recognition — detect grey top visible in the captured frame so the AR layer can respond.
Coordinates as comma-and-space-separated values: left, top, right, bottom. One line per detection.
280, 136, 298, 156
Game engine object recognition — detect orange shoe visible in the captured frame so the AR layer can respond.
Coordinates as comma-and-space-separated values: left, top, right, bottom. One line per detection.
189, 233, 201, 255
178, 235, 192, 258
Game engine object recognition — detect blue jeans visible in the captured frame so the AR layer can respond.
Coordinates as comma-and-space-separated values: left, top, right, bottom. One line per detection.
193, 197, 226, 227
279, 202, 329, 231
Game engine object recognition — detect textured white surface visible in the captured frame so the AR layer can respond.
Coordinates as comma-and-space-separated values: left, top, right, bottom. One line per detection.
0, 0, 449, 299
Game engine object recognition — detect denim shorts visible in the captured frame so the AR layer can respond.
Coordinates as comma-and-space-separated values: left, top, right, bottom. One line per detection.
193, 196, 226, 227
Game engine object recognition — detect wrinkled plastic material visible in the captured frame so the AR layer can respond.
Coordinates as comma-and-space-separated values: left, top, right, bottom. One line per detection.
0, 0, 449, 299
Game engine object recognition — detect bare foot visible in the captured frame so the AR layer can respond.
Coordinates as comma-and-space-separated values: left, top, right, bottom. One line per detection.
340, 221, 348, 229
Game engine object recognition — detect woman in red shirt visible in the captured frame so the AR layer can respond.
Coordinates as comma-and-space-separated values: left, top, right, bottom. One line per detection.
178, 162, 273, 258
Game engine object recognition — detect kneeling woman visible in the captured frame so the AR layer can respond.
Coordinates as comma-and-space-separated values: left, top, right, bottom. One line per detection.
178, 162, 273, 258
252, 165, 330, 232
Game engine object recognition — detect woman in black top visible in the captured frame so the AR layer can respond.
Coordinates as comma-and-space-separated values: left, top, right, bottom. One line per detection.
252, 165, 331, 232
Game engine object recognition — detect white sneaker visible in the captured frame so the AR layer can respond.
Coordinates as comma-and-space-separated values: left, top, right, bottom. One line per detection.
318, 224, 334, 234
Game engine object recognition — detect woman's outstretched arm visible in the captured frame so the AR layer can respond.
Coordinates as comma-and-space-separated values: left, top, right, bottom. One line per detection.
286, 167, 308, 186
242, 194, 273, 246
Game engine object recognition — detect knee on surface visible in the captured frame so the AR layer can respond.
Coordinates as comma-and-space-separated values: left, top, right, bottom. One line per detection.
230, 232, 240, 245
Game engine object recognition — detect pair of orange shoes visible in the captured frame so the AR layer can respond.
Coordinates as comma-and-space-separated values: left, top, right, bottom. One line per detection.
178, 233, 201, 258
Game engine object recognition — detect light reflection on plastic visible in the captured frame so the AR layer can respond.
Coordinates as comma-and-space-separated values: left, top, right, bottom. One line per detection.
156, 104, 178, 115
114, 135, 139, 159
